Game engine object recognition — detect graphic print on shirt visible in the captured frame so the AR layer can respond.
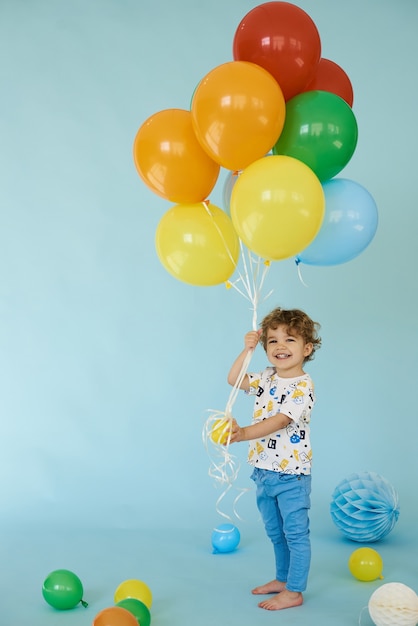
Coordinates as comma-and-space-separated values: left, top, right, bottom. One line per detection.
246, 368, 315, 474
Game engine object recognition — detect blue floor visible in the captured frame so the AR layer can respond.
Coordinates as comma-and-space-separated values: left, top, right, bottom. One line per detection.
2, 508, 416, 626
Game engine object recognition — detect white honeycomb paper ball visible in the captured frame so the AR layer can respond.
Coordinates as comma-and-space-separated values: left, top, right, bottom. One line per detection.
368, 582, 418, 626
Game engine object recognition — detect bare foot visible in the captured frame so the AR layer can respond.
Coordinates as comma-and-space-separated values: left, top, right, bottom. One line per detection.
251, 579, 286, 595
258, 589, 303, 611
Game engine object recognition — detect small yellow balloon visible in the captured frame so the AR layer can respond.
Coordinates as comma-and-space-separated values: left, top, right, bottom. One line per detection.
211, 418, 231, 445
230, 155, 325, 260
348, 547, 384, 582
155, 201, 239, 286
114, 579, 153, 610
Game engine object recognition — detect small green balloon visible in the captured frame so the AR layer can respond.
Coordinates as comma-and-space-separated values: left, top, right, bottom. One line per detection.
273, 90, 358, 182
116, 598, 151, 626
42, 569, 88, 610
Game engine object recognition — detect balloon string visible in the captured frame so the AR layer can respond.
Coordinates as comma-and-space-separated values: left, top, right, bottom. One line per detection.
199, 202, 273, 325
202, 410, 252, 521
226, 242, 272, 330
358, 605, 368, 626
201, 201, 239, 273
295, 258, 309, 287
202, 410, 240, 521
204, 244, 273, 521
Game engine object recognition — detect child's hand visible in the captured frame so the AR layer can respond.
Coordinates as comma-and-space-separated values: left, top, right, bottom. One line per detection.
227, 418, 245, 444
244, 329, 261, 351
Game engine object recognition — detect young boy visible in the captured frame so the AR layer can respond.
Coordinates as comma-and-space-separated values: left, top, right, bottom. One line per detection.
227, 307, 321, 611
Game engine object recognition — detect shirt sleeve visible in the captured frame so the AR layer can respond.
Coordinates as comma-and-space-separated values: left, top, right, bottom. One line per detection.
280, 378, 315, 422
246, 372, 261, 396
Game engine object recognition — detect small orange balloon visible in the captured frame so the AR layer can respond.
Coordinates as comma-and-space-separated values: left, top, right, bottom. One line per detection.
133, 108, 220, 203
93, 606, 138, 626
191, 61, 285, 171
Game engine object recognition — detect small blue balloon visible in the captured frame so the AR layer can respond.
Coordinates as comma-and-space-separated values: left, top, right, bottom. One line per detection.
296, 178, 378, 266
211, 523, 240, 554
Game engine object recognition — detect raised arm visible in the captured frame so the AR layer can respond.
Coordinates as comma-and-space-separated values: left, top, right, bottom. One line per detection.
227, 330, 261, 391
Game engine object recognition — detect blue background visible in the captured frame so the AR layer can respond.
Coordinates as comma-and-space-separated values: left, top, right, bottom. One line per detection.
0, 0, 416, 624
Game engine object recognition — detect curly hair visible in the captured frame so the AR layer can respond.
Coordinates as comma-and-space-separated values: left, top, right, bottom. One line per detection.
259, 307, 321, 362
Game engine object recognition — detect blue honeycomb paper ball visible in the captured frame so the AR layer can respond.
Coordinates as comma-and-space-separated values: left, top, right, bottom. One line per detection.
330, 471, 400, 542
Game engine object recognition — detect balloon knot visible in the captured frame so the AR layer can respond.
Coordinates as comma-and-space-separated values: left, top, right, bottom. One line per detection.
225, 281, 232, 289
295, 257, 300, 266
263, 260, 271, 267
81, 600, 89, 608
203, 199, 209, 207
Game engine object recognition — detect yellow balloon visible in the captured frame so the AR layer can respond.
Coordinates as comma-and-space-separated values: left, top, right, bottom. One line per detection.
114, 579, 153, 609
348, 547, 384, 582
155, 202, 239, 286
211, 418, 231, 445
230, 155, 325, 260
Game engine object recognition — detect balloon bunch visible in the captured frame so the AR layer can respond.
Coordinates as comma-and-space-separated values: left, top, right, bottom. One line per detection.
133, 0, 378, 285
93, 579, 153, 626
133, 1, 379, 520
42, 569, 153, 626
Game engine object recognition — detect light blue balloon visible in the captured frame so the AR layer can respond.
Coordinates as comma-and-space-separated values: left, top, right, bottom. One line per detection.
222, 171, 237, 215
211, 523, 240, 554
296, 178, 378, 266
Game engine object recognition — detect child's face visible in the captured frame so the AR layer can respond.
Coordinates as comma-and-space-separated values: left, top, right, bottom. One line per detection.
265, 324, 313, 377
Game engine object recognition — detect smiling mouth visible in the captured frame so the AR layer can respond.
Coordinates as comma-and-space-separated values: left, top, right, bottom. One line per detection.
276, 354, 290, 359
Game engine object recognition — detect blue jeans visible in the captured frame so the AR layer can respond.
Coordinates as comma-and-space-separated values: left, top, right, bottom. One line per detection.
251, 468, 312, 593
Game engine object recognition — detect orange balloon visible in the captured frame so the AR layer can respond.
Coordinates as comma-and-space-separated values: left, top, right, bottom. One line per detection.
155, 201, 239, 286
133, 108, 220, 203
191, 61, 285, 171
93, 606, 138, 626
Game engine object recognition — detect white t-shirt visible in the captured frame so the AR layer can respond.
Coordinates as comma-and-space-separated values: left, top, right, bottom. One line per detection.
246, 367, 315, 474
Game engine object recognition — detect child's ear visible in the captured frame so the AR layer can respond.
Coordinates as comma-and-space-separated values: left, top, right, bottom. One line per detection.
304, 342, 313, 357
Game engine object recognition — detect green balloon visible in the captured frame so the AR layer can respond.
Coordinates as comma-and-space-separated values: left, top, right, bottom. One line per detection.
42, 569, 87, 610
116, 598, 151, 626
273, 90, 358, 182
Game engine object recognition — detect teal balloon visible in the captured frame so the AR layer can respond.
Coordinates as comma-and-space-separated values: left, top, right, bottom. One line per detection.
211, 523, 240, 554
222, 171, 238, 215
296, 178, 378, 266
116, 598, 151, 626
273, 90, 358, 181
42, 569, 87, 610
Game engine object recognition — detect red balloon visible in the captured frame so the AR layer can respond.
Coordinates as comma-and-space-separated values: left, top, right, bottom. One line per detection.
301, 58, 354, 106
233, 1, 321, 101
